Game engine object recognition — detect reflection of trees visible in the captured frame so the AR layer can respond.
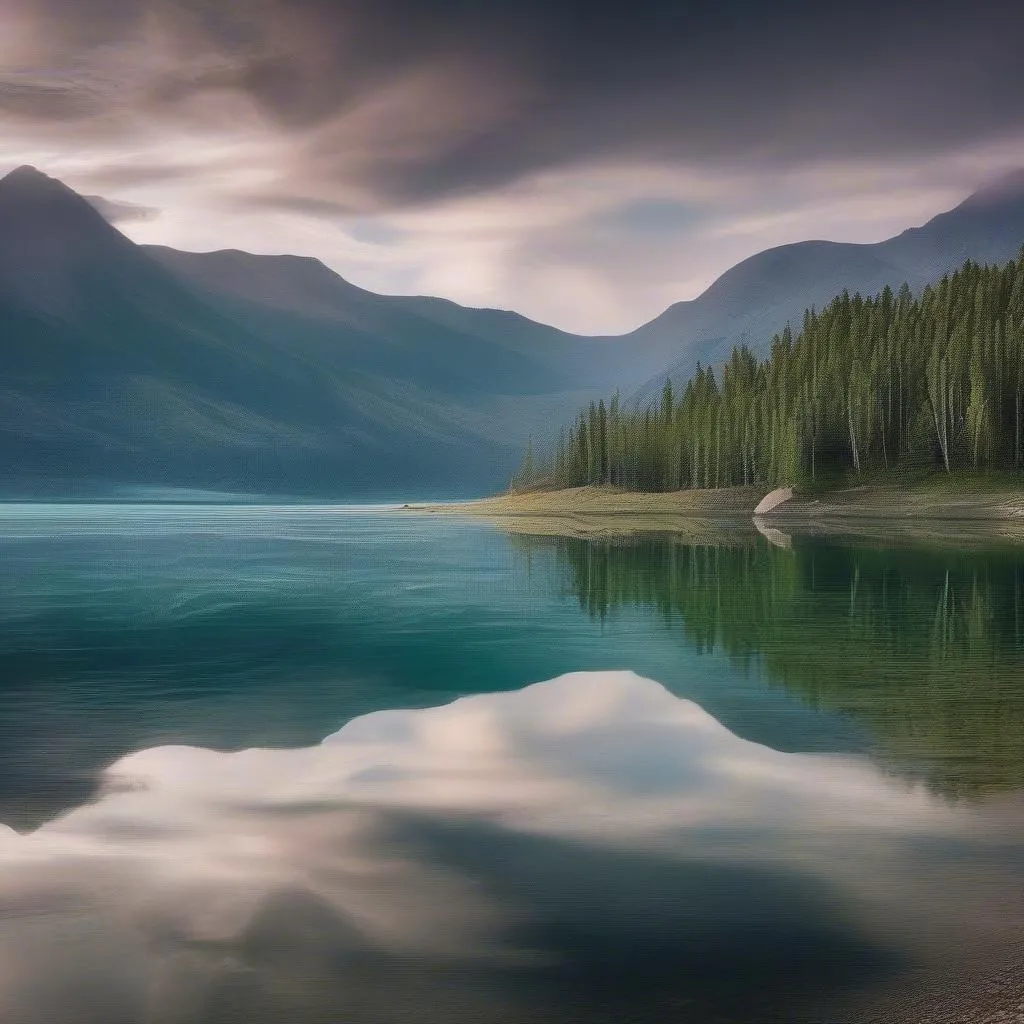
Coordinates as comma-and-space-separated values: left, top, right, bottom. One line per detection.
512, 531, 1024, 797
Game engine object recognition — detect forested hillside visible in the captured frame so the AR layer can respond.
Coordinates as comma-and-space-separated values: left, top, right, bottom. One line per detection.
512, 249, 1024, 491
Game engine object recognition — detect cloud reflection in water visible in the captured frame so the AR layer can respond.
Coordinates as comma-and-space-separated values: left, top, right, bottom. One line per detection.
0, 671, 1020, 1023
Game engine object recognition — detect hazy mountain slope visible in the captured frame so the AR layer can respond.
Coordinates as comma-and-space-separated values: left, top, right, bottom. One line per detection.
878, 168, 1024, 279
390, 295, 681, 389
145, 246, 674, 392
627, 242, 905, 392
0, 168, 570, 498
629, 169, 1024, 402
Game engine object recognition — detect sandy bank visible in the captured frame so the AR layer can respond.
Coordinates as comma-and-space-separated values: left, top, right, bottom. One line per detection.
406, 480, 1024, 524
766, 484, 1024, 521
408, 484, 766, 518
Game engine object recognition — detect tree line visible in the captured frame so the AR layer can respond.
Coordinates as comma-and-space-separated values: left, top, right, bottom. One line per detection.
511, 248, 1024, 492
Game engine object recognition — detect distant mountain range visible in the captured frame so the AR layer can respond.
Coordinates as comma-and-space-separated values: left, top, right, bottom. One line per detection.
1, 165, 1023, 498
628, 168, 1024, 402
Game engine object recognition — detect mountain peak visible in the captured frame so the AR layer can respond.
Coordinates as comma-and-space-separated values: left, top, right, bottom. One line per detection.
0, 165, 144, 314
0, 164, 66, 195
0, 164, 100, 217
4, 163, 46, 180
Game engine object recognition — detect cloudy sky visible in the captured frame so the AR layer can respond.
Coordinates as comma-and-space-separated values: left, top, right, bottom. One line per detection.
2, 0, 1023, 333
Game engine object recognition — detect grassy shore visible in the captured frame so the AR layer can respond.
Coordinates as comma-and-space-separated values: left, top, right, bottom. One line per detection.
407, 475, 1024, 523
409, 484, 765, 517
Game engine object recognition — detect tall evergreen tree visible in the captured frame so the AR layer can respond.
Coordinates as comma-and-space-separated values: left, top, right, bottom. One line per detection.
514, 252, 1024, 492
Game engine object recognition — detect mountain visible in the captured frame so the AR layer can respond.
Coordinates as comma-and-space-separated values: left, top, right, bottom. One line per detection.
148, 169, 1024, 419
143, 246, 673, 390
1, 164, 1023, 498
0, 167, 658, 499
628, 168, 1024, 401
881, 168, 1024, 276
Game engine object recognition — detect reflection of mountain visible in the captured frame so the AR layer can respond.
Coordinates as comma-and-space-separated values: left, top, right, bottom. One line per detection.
512, 531, 1024, 795
1, 671, 1020, 1024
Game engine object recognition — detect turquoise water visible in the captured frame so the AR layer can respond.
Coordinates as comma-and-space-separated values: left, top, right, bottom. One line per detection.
0, 505, 868, 824
0, 505, 1022, 1022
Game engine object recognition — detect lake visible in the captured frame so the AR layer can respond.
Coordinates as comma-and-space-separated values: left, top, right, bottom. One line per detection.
0, 504, 1022, 1022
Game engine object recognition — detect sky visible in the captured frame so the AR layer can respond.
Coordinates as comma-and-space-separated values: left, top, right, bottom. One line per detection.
1, 0, 1023, 334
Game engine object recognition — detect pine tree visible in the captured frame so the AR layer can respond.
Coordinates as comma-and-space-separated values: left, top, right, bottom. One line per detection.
510, 252, 1024, 493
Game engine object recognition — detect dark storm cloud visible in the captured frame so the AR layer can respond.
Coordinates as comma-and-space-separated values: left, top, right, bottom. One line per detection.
82, 163, 201, 189
5, 0, 1024, 211
0, 79, 96, 121
237, 192, 358, 218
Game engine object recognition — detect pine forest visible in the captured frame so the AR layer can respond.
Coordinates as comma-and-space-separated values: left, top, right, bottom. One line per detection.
511, 249, 1024, 492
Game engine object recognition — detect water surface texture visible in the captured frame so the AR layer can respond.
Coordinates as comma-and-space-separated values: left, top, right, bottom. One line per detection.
1, 505, 1022, 1022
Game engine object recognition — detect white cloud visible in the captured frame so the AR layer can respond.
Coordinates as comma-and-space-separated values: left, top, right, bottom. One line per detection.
114, 140, 1024, 333
2, 0, 1024, 333
3, 63, 1024, 334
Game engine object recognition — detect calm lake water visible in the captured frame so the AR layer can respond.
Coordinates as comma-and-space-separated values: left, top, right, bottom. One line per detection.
0, 504, 1022, 1022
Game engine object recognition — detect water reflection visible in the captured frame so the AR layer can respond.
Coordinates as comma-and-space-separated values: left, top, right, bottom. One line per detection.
511, 529, 1024, 796
1, 671, 1021, 1023
0, 508, 861, 830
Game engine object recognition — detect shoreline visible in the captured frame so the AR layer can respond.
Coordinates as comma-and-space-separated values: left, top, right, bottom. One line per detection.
405, 481, 1024, 523
406, 484, 766, 518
